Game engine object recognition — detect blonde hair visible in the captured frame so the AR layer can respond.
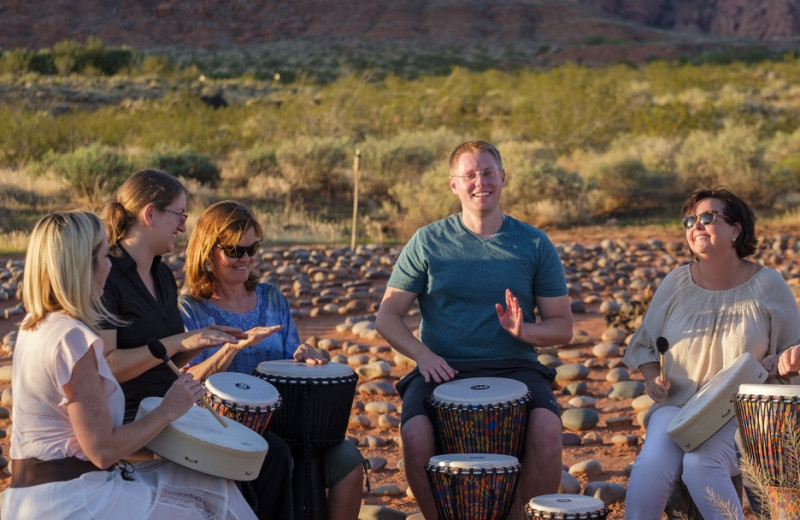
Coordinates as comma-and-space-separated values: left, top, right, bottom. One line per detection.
102, 169, 187, 247
184, 200, 263, 299
21, 211, 118, 331
448, 140, 503, 173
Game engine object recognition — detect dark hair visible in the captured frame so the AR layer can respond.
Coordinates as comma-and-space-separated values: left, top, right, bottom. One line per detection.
680, 187, 756, 258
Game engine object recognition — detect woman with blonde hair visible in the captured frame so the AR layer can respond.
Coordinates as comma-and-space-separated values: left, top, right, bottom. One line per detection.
2, 210, 256, 519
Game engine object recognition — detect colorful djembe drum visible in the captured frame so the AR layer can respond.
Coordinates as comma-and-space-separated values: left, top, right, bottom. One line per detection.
425, 376, 532, 458
733, 383, 800, 519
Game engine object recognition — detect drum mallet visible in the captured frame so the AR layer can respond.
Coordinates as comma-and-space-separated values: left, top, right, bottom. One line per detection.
146, 338, 228, 428
656, 336, 669, 382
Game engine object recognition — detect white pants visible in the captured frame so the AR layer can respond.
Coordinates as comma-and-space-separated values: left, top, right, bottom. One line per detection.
625, 406, 744, 520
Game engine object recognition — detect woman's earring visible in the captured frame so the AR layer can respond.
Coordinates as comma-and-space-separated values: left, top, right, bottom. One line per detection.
204, 262, 213, 272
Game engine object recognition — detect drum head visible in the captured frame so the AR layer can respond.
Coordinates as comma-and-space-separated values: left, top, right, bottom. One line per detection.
528, 494, 605, 514
432, 377, 528, 405
255, 359, 354, 379
738, 383, 800, 398
428, 453, 520, 470
206, 372, 280, 407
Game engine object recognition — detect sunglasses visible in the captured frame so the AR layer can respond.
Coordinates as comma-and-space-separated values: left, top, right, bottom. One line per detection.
681, 210, 731, 230
216, 241, 260, 259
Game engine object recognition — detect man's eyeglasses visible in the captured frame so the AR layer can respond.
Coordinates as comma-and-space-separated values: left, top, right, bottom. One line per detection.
681, 210, 731, 230
216, 241, 260, 259
450, 169, 500, 181
160, 207, 188, 224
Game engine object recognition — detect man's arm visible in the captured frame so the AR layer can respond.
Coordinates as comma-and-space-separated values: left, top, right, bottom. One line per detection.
375, 287, 457, 383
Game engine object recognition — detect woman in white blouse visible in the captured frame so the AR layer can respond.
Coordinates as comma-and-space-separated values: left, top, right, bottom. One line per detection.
623, 187, 800, 519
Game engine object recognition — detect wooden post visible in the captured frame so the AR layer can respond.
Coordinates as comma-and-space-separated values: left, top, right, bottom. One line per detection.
350, 149, 361, 251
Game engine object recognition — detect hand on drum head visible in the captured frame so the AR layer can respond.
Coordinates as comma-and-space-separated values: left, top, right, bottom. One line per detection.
161, 373, 207, 421
417, 350, 458, 384
292, 342, 328, 364
646, 375, 671, 403
777, 345, 800, 376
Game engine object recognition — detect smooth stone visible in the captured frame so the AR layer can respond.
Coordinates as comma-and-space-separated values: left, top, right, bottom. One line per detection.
569, 459, 603, 476
562, 408, 600, 431
560, 470, 582, 494
368, 457, 388, 471
555, 363, 590, 382
393, 351, 416, 368
356, 361, 392, 380
358, 381, 398, 396
608, 381, 645, 399
584, 481, 627, 504
562, 433, 582, 446
358, 504, 407, 520
611, 434, 639, 446
601, 327, 628, 342
606, 416, 634, 428
632, 394, 655, 411
592, 342, 620, 358
365, 435, 388, 448
349, 415, 371, 427
562, 381, 588, 396
605, 367, 629, 383
1, 388, 11, 406
378, 414, 401, 428
567, 396, 596, 409
582, 431, 604, 445
538, 353, 562, 368
371, 485, 403, 497
365, 401, 397, 414
0, 365, 10, 382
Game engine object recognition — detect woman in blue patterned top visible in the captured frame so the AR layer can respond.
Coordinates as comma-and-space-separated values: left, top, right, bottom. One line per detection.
179, 200, 365, 520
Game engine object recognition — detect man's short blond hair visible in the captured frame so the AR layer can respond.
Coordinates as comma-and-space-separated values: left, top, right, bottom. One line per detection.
448, 140, 503, 173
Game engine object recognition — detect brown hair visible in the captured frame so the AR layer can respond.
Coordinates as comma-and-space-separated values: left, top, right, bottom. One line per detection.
184, 200, 263, 299
448, 140, 503, 173
680, 187, 757, 258
102, 170, 187, 247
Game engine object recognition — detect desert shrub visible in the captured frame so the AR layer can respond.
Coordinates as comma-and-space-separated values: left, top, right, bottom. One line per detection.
505, 164, 588, 227
384, 167, 460, 240
676, 124, 796, 207
583, 155, 671, 216
275, 136, 352, 197
0, 48, 35, 74
221, 146, 281, 190
147, 147, 221, 186
39, 143, 134, 202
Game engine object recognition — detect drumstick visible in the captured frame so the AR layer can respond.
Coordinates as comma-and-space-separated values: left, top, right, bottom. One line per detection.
656, 336, 669, 383
146, 338, 228, 428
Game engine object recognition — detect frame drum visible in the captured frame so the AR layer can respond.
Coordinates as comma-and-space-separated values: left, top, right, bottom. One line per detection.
667, 352, 767, 452
426, 376, 531, 457
136, 396, 269, 481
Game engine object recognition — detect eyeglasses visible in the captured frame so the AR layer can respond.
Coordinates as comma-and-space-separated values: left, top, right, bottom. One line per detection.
160, 207, 188, 224
216, 241, 260, 259
681, 210, 731, 230
450, 169, 500, 181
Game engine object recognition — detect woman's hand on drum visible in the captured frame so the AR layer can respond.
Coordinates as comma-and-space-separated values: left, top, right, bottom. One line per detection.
417, 350, 458, 383
495, 289, 523, 338
161, 373, 207, 421
293, 343, 328, 365
645, 375, 671, 403
777, 346, 800, 376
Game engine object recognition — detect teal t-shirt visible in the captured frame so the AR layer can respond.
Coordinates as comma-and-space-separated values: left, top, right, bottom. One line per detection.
388, 214, 567, 363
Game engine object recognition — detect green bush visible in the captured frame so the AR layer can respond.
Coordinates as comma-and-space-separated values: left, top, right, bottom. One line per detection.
385, 166, 459, 239
148, 147, 221, 186
275, 136, 352, 197
39, 143, 134, 202
583, 156, 671, 216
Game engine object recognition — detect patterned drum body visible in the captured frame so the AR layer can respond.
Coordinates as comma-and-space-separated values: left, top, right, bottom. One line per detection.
205, 372, 282, 435
733, 383, 800, 520
525, 494, 608, 519
667, 352, 768, 452
136, 396, 269, 481
425, 453, 521, 520
253, 360, 358, 447
426, 377, 531, 457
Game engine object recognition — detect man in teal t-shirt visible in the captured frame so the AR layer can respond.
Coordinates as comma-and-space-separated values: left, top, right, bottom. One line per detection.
376, 140, 573, 520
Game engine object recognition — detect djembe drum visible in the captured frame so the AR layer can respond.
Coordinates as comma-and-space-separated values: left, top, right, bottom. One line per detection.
425, 376, 532, 458
733, 383, 800, 519
205, 372, 282, 435
253, 360, 359, 520
425, 453, 521, 520
525, 494, 608, 519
